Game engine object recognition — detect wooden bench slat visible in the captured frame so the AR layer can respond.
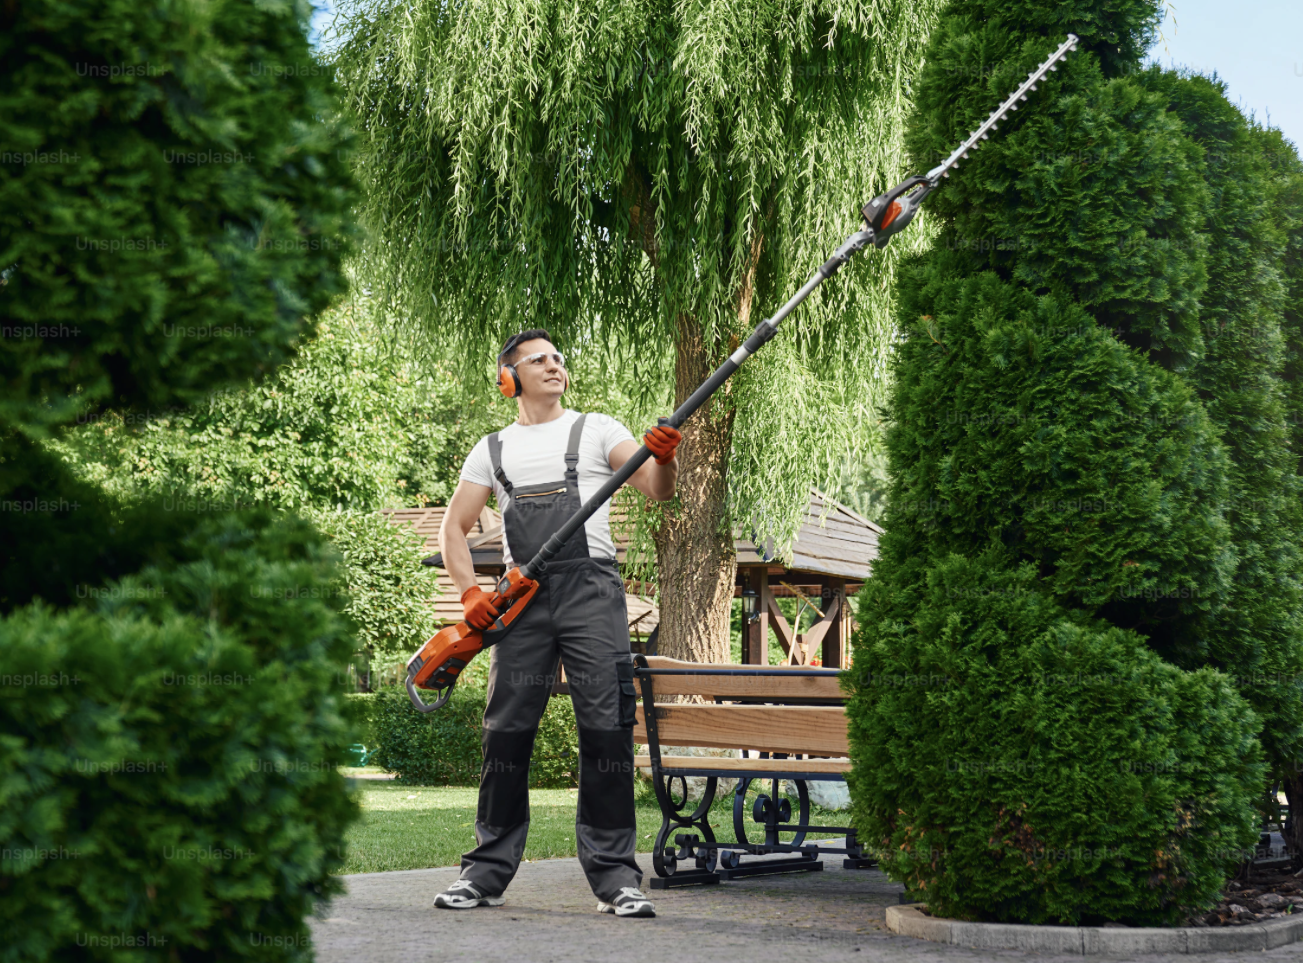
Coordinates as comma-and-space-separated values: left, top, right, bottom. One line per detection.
632, 754, 851, 774
639, 656, 845, 700
633, 704, 848, 756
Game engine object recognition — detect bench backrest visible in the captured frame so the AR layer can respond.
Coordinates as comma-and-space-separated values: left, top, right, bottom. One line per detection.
631, 656, 850, 757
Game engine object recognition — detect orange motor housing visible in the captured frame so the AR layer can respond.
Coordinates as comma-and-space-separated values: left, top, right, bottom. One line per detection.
405, 568, 539, 711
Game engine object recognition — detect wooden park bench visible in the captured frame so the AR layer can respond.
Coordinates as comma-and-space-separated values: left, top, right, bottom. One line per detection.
631, 654, 875, 888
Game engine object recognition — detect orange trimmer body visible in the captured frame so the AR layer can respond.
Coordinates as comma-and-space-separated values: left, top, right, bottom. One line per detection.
405, 568, 539, 711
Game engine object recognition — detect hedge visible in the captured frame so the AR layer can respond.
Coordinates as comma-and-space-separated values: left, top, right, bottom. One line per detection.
369, 685, 580, 788
846, 0, 1281, 925
0, 510, 359, 962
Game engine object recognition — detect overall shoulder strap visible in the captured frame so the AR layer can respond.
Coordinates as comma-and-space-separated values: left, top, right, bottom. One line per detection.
487, 433, 512, 495
564, 413, 587, 480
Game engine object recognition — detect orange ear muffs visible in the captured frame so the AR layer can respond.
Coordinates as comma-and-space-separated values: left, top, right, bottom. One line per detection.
497, 364, 521, 398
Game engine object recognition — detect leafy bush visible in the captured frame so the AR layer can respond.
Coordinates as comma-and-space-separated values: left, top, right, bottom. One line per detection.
848, 554, 1263, 925
370, 686, 579, 789
307, 508, 439, 674
0, 0, 355, 433
1142, 70, 1303, 772
0, 510, 359, 961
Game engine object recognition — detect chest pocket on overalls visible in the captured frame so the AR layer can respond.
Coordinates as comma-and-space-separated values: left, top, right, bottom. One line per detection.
489, 413, 591, 566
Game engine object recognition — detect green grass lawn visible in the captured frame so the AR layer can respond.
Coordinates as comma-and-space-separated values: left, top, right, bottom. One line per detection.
339, 778, 850, 875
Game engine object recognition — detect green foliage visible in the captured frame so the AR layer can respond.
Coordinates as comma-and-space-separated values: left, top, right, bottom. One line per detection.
847, 555, 1263, 925
880, 271, 1232, 638
0, 0, 357, 433
0, 510, 359, 962
1145, 72, 1303, 772
328, 0, 941, 556
1, 1, 363, 955
308, 508, 438, 672
905, 8, 1209, 365
49, 308, 449, 668
846, 0, 1297, 924
51, 307, 415, 511
369, 687, 580, 789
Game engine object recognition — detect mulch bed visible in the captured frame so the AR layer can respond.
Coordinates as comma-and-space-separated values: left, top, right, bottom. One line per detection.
1192, 867, 1303, 927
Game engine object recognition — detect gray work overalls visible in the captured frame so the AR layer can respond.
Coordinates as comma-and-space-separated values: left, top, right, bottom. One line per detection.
461, 414, 643, 901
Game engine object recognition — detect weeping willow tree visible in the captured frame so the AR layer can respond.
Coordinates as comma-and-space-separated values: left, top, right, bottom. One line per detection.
329, 0, 940, 661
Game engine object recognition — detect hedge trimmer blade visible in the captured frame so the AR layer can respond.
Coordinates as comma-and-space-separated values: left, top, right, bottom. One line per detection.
861, 34, 1080, 249
925, 33, 1079, 185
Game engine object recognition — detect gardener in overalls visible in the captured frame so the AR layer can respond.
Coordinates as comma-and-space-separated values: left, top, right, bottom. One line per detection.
433, 328, 680, 918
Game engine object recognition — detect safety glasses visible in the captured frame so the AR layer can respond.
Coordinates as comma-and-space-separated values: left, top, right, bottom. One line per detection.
518, 351, 566, 369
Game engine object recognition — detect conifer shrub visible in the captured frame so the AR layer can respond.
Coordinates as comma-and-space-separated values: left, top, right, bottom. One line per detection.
0, 0, 362, 956
848, 554, 1263, 925
0, 511, 359, 961
846, 0, 1283, 923
0, 0, 355, 431
1141, 70, 1303, 777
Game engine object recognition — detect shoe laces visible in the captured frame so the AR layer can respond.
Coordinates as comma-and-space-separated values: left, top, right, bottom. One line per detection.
446, 879, 482, 897
615, 887, 649, 903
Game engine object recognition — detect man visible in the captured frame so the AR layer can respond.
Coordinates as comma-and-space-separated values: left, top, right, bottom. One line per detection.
433, 328, 681, 918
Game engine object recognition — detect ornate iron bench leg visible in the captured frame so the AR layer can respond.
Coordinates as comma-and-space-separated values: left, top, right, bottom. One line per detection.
648, 772, 721, 889
718, 776, 823, 879
842, 826, 877, 869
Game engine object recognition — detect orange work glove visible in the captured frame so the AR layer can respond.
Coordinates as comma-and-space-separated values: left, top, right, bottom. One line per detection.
461, 586, 501, 631
643, 420, 682, 465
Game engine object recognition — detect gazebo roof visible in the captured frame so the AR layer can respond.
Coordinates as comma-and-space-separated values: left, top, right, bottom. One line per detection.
735, 489, 882, 582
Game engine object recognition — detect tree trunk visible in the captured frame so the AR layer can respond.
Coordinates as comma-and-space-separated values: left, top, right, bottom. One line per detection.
652, 312, 737, 664
632, 158, 767, 664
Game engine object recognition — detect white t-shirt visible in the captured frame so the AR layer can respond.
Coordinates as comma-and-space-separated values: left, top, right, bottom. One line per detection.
460, 409, 636, 567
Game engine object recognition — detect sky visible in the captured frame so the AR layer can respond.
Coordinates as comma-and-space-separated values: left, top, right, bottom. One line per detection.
1149, 0, 1303, 150
308, 0, 1303, 154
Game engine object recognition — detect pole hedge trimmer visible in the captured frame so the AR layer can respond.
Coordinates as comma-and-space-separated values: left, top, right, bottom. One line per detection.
406, 34, 1080, 712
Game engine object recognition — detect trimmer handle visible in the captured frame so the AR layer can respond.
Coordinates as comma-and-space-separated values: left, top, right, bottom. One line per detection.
861, 175, 933, 250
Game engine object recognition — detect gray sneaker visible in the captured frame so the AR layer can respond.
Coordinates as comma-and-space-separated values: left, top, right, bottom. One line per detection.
433, 878, 505, 909
597, 886, 656, 918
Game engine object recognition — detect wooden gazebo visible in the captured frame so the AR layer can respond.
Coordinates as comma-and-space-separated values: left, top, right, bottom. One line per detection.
733, 489, 880, 669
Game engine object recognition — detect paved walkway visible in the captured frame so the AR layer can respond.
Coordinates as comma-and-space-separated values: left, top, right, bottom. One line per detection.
311, 842, 1303, 963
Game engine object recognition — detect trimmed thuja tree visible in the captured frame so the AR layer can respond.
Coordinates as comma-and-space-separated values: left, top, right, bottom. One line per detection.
0, 0, 359, 958
845, 0, 1300, 925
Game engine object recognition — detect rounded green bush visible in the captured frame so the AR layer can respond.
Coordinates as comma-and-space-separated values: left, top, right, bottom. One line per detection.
846, 0, 1291, 924
370, 684, 580, 789
848, 555, 1263, 925
0, 511, 359, 961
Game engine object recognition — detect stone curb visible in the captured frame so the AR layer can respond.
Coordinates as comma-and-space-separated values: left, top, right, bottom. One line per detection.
885, 904, 1303, 954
